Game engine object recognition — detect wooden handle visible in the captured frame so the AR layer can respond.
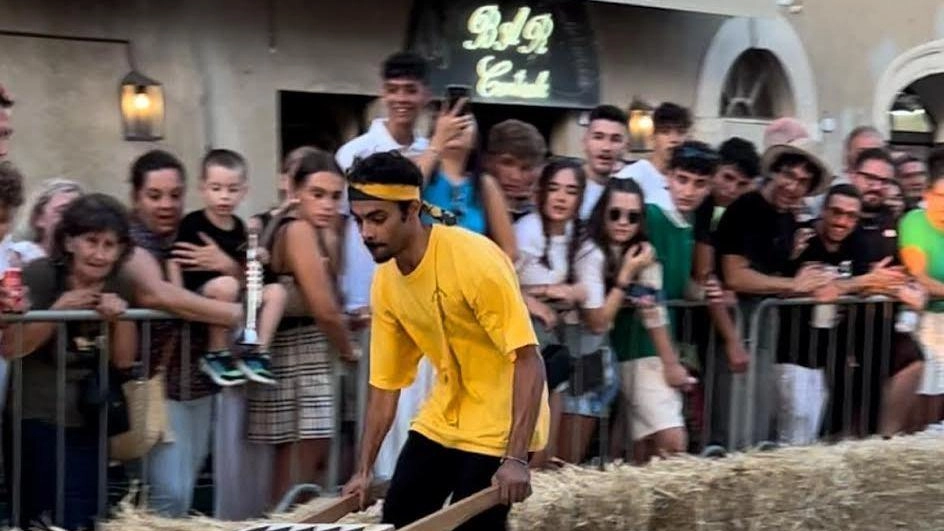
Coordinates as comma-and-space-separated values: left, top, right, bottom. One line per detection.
298, 481, 391, 524
299, 493, 361, 524
400, 486, 502, 531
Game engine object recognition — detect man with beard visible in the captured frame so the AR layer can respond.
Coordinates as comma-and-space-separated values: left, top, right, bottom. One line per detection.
342, 152, 548, 530
579, 105, 628, 220
615, 103, 691, 212
839, 147, 924, 438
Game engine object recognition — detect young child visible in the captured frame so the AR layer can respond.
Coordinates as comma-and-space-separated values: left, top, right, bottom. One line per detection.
169, 149, 287, 386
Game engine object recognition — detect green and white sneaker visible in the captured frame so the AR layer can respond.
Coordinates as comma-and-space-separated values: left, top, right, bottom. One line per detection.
237, 352, 277, 386
200, 350, 247, 387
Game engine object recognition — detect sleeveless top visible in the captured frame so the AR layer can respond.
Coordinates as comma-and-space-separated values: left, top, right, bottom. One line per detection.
422, 171, 486, 234
260, 214, 336, 323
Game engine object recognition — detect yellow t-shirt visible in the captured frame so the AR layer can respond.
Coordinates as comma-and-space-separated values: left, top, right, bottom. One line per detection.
370, 225, 549, 457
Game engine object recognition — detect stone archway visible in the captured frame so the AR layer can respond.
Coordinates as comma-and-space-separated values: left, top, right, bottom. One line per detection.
873, 39, 944, 139
694, 15, 818, 146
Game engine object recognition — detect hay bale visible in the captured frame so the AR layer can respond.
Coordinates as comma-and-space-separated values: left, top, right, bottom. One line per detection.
99, 434, 944, 531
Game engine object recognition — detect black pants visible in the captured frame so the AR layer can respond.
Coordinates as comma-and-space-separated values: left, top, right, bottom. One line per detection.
383, 431, 509, 530
3, 418, 101, 530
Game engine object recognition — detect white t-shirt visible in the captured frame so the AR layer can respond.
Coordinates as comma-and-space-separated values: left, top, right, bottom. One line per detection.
580, 179, 606, 221
574, 240, 607, 310
9, 240, 45, 265
514, 213, 573, 286
336, 119, 428, 312
615, 159, 673, 211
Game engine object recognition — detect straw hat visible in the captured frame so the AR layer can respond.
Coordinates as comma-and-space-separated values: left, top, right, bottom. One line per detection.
761, 137, 833, 197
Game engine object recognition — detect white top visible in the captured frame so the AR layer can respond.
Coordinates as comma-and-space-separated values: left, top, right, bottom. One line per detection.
514, 213, 573, 286
615, 159, 673, 211
336, 119, 429, 312
579, 179, 606, 221
574, 240, 606, 310
0, 235, 15, 271
9, 240, 45, 265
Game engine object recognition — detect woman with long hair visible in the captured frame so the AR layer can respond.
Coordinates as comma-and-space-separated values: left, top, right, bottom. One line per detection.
3, 194, 135, 530
556, 178, 657, 463
246, 148, 356, 505
513, 158, 586, 466
420, 108, 516, 258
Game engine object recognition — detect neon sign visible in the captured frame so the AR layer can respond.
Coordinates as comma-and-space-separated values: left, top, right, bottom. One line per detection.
462, 5, 554, 100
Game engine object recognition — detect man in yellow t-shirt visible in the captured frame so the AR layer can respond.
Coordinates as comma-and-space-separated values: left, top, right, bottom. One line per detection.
342, 151, 549, 530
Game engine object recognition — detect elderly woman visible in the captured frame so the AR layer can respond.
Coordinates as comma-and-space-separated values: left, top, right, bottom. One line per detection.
11, 178, 84, 263
2, 193, 135, 530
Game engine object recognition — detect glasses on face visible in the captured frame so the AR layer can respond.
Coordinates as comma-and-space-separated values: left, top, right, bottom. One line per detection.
826, 206, 860, 221
608, 207, 642, 224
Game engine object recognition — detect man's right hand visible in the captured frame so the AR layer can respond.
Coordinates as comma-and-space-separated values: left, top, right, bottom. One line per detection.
866, 257, 908, 293
342, 470, 374, 510
793, 264, 831, 295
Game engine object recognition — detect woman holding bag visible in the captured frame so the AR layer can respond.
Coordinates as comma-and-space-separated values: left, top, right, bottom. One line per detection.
2, 193, 136, 530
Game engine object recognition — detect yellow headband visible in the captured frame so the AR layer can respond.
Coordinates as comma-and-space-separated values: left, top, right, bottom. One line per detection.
348, 182, 420, 202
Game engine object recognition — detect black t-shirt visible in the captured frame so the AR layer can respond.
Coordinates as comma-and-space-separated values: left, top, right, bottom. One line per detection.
176, 209, 247, 292
693, 194, 718, 245
776, 233, 866, 368
715, 191, 797, 290
850, 207, 899, 267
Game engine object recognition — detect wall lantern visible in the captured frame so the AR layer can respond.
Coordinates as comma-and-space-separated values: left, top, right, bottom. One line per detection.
628, 97, 654, 152
120, 71, 164, 141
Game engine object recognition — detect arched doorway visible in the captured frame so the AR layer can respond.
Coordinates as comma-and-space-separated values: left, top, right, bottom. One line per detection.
694, 15, 816, 148
873, 39, 944, 143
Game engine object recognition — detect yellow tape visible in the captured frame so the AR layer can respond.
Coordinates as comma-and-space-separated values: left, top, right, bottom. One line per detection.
349, 182, 420, 202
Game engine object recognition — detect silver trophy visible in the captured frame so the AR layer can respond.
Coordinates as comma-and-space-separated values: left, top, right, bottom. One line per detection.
238, 231, 263, 346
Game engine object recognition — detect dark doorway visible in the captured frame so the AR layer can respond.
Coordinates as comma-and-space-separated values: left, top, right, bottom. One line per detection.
279, 91, 375, 159
470, 103, 570, 156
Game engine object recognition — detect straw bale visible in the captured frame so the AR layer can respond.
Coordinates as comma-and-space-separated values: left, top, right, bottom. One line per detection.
98, 434, 944, 531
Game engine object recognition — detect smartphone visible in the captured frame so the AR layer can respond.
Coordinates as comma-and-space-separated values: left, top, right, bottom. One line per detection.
445, 85, 472, 115
626, 283, 662, 302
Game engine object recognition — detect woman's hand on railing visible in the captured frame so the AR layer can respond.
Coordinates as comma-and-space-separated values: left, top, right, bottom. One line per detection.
96, 293, 128, 320
50, 289, 101, 311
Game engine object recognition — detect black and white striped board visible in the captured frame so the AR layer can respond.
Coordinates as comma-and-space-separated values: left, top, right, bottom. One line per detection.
238, 525, 392, 531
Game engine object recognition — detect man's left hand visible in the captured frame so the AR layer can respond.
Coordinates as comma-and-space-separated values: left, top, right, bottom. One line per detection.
492, 458, 531, 505
172, 233, 235, 272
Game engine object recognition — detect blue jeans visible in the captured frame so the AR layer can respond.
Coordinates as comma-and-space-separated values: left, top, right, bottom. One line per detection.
146, 396, 214, 517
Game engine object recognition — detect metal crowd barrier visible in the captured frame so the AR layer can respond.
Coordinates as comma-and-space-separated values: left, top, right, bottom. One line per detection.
0, 309, 367, 529
559, 295, 916, 465
742, 295, 904, 448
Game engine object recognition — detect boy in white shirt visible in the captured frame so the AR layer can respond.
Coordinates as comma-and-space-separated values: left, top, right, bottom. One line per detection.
615, 103, 691, 211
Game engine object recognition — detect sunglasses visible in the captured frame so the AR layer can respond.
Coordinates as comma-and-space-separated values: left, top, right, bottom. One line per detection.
608, 208, 642, 224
